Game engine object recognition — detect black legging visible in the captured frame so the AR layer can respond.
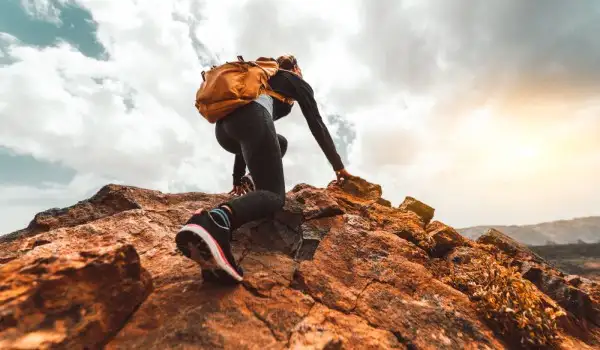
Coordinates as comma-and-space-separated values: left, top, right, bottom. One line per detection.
231, 132, 287, 184
215, 102, 285, 229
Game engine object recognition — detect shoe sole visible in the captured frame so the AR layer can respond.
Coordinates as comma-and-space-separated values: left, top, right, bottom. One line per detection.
175, 224, 243, 282
202, 268, 243, 286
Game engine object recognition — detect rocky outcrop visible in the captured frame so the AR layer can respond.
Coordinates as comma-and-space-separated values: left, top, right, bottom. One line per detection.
478, 228, 546, 264
399, 196, 435, 226
0, 178, 599, 349
477, 229, 600, 332
0, 244, 151, 349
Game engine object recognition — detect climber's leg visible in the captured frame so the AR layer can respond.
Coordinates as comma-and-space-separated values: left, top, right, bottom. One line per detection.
176, 101, 284, 284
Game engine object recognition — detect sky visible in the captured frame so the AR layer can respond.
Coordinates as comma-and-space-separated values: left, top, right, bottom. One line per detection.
1, 0, 600, 235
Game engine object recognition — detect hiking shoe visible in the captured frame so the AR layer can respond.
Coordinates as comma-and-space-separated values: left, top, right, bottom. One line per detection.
240, 173, 255, 193
175, 209, 243, 283
202, 267, 245, 286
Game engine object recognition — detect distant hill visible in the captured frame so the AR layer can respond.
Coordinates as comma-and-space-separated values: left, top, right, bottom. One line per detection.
530, 242, 600, 280
458, 216, 600, 246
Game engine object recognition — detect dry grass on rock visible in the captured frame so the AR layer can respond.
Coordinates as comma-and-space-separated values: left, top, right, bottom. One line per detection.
442, 248, 566, 348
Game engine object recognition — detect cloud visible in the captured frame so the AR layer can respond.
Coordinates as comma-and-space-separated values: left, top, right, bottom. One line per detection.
0, 0, 230, 193
351, 1, 600, 99
19, 0, 66, 23
0, 172, 109, 234
1, 0, 600, 235
326, 114, 356, 165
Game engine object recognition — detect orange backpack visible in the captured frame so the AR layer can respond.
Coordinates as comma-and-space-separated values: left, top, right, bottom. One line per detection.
195, 56, 294, 123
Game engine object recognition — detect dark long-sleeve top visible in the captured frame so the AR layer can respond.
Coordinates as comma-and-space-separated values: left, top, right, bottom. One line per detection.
231, 70, 344, 185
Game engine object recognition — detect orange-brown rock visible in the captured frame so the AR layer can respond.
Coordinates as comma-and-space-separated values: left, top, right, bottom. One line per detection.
438, 246, 569, 348
478, 229, 600, 329
426, 221, 471, 257
478, 228, 546, 264
1, 177, 599, 349
0, 244, 151, 349
288, 303, 402, 349
399, 196, 435, 226
332, 177, 382, 202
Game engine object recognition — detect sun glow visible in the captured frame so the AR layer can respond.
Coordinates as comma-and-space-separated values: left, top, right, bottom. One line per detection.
516, 144, 540, 159
455, 108, 555, 176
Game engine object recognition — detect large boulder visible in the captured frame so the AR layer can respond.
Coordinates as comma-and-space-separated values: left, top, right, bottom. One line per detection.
0, 244, 151, 349
398, 196, 435, 226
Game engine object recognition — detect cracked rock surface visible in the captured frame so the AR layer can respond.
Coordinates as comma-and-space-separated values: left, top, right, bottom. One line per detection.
1, 178, 599, 349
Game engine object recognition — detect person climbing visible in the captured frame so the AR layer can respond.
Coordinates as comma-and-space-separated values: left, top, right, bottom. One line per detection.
175, 54, 354, 284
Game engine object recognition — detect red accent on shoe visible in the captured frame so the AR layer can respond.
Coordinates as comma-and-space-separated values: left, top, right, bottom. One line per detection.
186, 223, 241, 280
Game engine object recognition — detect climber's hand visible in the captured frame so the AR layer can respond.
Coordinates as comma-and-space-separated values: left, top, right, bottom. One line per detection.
228, 185, 246, 196
335, 168, 354, 184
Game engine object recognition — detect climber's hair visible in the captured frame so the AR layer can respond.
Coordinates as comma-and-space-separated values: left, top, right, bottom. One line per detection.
277, 55, 298, 70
